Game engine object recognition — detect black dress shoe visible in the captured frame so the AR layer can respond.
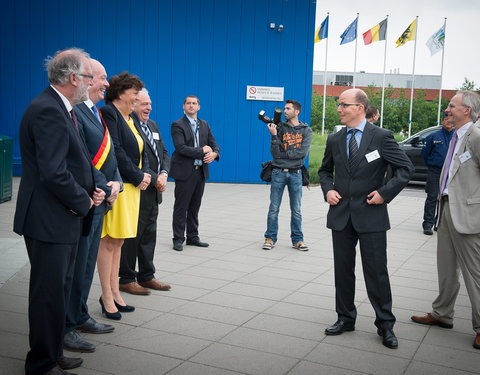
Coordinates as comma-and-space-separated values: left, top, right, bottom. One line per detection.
186, 238, 209, 247
63, 331, 95, 353
77, 317, 114, 334
325, 320, 355, 335
173, 241, 183, 251
114, 300, 135, 312
377, 328, 398, 349
44, 364, 76, 374
57, 355, 83, 370
423, 228, 433, 235
99, 297, 121, 320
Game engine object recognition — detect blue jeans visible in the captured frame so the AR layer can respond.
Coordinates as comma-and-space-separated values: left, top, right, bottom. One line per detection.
265, 168, 304, 244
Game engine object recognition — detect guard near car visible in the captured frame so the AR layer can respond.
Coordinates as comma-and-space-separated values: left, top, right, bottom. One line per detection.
421, 118, 454, 235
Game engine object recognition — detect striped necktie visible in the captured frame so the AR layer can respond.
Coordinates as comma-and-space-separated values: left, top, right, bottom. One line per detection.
140, 122, 161, 172
348, 129, 359, 169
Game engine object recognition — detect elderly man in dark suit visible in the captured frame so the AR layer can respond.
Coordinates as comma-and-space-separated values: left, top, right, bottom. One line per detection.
170, 95, 220, 251
120, 88, 172, 294
318, 88, 413, 349
63, 59, 123, 353
14, 48, 105, 375
411, 91, 480, 351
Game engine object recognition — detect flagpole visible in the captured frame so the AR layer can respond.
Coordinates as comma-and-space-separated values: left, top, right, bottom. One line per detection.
352, 13, 359, 88
436, 17, 447, 125
407, 16, 419, 137
380, 15, 389, 128
321, 12, 329, 136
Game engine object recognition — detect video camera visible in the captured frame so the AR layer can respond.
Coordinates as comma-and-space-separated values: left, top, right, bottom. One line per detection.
258, 107, 283, 125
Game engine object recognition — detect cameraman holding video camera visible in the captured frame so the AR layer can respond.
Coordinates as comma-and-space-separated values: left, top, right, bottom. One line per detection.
262, 99, 312, 251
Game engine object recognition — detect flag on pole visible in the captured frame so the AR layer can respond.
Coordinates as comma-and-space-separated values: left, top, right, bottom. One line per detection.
314, 15, 329, 43
396, 18, 417, 47
363, 18, 387, 45
340, 16, 358, 45
426, 25, 445, 55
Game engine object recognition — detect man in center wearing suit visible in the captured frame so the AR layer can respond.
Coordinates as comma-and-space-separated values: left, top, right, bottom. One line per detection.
170, 95, 220, 251
63, 59, 123, 353
411, 91, 480, 350
318, 88, 414, 349
119, 88, 172, 294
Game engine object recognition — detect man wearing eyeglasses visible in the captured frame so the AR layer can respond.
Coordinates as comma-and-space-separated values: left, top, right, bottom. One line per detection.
411, 91, 480, 351
14, 48, 105, 375
318, 88, 413, 349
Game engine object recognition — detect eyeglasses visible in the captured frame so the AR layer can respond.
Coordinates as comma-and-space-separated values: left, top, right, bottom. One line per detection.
337, 103, 361, 109
77, 73, 94, 81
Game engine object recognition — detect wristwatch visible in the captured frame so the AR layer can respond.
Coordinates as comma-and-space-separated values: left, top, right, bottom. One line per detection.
119, 182, 124, 192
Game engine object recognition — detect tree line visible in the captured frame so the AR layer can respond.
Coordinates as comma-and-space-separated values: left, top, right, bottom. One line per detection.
310, 78, 479, 135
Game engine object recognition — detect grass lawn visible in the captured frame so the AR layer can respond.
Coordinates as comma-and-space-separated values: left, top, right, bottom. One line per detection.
307, 132, 327, 184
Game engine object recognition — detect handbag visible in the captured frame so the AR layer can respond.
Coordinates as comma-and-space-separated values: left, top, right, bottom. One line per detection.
260, 160, 273, 182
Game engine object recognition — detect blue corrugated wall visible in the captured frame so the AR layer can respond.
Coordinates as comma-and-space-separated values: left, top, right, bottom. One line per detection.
0, 0, 316, 182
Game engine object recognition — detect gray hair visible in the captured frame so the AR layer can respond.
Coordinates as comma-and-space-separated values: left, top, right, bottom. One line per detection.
458, 90, 480, 122
45, 48, 90, 86
140, 88, 149, 95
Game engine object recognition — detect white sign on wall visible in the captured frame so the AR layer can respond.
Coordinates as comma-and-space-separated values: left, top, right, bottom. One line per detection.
246, 85, 284, 101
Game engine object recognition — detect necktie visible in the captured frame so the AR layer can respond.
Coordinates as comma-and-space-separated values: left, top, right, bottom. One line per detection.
70, 109, 78, 132
91, 105, 102, 124
348, 129, 359, 169
440, 131, 458, 194
192, 120, 202, 166
140, 122, 161, 172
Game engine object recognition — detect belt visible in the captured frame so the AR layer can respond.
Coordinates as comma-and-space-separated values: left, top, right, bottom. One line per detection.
273, 167, 301, 173
442, 195, 449, 201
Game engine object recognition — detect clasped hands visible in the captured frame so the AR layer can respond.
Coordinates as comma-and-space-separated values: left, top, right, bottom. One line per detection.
202, 145, 217, 164
137, 173, 152, 191
90, 188, 106, 208
326, 190, 385, 206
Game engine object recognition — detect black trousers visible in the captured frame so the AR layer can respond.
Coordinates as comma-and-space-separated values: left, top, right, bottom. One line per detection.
423, 166, 441, 230
172, 168, 205, 242
65, 212, 103, 332
331, 218, 395, 329
120, 195, 158, 284
24, 237, 78, 375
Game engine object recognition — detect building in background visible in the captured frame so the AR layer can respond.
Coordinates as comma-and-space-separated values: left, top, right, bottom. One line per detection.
0, 0, 316, 183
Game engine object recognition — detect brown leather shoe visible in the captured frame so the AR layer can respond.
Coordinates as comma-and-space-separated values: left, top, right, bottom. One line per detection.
474, 333, 480, 349
138, 278, 171, 291
119, 281, 150, 295
411, 313, 453, 328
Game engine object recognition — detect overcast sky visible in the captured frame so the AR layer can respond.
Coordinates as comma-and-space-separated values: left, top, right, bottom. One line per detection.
314, 0, 479, 90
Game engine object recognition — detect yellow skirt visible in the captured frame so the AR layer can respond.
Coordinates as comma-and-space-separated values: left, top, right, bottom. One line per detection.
101, 183, 140, 239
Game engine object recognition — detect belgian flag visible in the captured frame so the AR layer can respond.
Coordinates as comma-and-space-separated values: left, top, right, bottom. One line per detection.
363, 18, 387, 45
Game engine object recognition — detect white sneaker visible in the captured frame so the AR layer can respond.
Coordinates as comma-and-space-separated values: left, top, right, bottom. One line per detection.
262, 238, 275, 250
292, 241, 309, 251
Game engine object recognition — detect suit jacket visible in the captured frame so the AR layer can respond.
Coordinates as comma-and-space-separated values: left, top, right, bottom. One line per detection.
14, 86, 94, 243
318, 122, 414, 233
74, 102, 122, 214
169, 115, 220, 181
131, 112, 170, 204
438, 121, 480, 234
100, 103, 149, 187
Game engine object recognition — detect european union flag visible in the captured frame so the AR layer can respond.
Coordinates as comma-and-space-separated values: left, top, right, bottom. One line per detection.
314, 15, 329, 43
340, 17, 358, 45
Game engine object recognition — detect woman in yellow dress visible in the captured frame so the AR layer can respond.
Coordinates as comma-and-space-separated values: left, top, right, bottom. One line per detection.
98, 73, 150, 319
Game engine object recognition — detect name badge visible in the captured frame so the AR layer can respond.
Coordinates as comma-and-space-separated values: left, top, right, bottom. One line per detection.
459, 151, 472, 163
152, 132, 160, 140
365, 150, 380, 163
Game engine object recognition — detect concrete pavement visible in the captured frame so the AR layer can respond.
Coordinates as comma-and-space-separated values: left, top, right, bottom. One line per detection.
0, 178, 478, 374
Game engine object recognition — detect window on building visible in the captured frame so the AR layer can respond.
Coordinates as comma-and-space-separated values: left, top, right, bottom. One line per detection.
335, 75, 354, 86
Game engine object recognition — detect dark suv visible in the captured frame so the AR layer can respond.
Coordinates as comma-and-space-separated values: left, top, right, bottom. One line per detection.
397, 125, 442, 182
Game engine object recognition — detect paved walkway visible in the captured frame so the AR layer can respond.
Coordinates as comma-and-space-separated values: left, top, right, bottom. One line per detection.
0, 178, 478, 374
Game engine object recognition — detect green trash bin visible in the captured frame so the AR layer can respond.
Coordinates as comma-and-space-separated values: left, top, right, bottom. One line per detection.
0, 135, 13, 203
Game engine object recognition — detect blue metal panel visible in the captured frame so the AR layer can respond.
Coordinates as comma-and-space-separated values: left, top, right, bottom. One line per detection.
1, 0, 316, 181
